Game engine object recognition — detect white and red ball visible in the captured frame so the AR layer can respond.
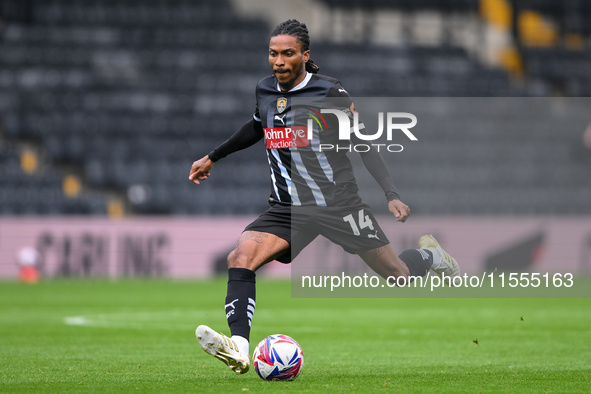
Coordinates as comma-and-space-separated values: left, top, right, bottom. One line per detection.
252, 334, 304, 381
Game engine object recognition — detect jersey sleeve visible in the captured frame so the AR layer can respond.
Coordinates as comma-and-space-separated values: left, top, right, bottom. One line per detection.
207, 119, 264, 162
326, 82, 365, 135
253, 104, 261, 122
352, 132, 401, 201
328, 82, 399, 201
253, 82, 262, 122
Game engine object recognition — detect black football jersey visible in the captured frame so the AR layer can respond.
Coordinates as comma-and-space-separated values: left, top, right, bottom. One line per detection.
254, 72, 364, 207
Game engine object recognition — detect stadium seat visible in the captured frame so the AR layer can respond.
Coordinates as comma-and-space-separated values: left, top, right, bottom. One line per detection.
1, 0, 589, 216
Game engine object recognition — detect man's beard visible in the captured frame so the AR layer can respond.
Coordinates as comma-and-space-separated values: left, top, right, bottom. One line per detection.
277, 68, 303, 91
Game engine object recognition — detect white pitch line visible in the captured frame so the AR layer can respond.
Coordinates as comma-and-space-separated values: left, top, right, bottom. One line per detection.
63, 310, 219, 330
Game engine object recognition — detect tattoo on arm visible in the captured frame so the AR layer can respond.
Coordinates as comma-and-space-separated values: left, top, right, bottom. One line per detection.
239, 231, 269, 245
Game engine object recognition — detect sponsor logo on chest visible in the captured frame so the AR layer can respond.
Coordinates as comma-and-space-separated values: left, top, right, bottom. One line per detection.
264, 126, 310, 149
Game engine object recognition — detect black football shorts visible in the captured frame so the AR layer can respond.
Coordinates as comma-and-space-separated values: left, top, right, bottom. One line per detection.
244, 198, 390, 263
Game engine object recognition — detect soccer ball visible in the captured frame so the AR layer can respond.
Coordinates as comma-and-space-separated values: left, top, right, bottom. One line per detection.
252, 334, 304, 381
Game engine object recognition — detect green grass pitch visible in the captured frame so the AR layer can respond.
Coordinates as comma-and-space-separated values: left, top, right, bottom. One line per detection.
1, 279, 589, 393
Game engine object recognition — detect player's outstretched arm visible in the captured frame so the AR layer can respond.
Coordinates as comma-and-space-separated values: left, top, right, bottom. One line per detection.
189, 156, 215, 185
208, 119, 264, 162
354, 135, 410, 222
188, 119, 264, 185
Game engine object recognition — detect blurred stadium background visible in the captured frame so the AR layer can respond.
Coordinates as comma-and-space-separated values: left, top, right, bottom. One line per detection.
1, 0, 590, 279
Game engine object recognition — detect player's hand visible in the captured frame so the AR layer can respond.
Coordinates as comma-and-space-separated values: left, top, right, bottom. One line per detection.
189, 155, 215, 184
388, 199, 410, 223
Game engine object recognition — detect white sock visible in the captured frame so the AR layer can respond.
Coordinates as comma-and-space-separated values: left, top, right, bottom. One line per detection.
232, 335, 249, 357
423, 247, 441, 268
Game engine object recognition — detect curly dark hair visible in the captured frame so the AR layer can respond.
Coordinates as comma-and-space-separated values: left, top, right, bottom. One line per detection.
270, 19, 320, 74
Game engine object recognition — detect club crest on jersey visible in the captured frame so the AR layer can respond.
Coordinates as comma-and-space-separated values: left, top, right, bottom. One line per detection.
276, 97, 287, 113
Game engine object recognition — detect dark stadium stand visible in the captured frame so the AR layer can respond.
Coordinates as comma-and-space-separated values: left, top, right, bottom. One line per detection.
0, 0, 589, 216
322, 0, 481, 13
522, 47, 591, 95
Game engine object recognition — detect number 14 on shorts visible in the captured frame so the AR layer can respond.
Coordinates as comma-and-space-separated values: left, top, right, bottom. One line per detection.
343, 209, 374, 236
